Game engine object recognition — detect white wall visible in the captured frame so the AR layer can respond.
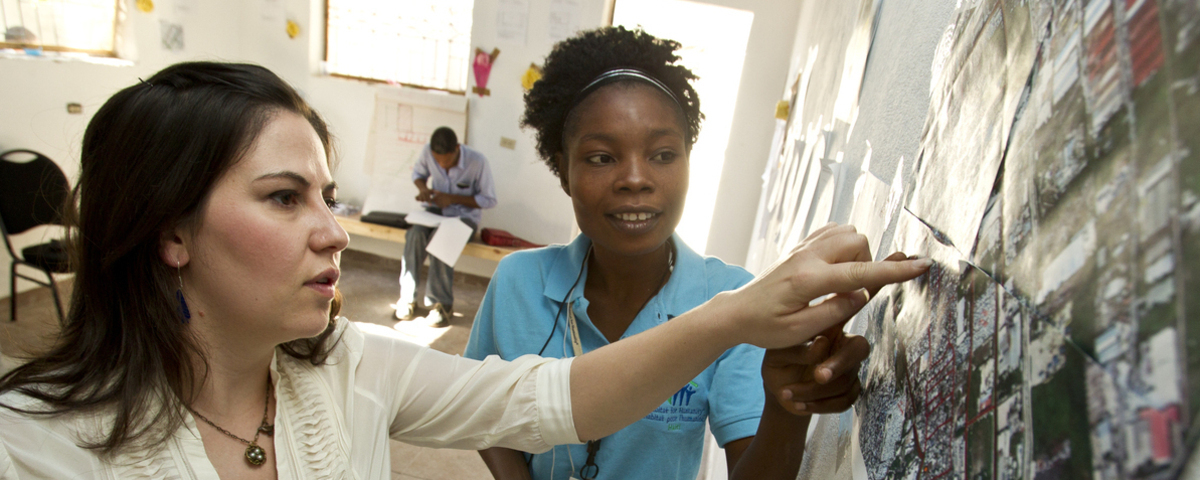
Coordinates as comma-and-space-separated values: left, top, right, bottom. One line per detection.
698, 0, 800, 266
0, 0, 800, 299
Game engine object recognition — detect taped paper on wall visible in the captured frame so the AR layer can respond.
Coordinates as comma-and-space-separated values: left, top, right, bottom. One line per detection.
496, 0, 529, 44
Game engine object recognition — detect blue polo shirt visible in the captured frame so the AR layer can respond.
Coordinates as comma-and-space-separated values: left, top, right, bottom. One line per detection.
464, 234, 765, 480
412, 144, 497, 226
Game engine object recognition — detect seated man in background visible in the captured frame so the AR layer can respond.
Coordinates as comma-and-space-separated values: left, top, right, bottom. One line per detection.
396, 126, 496, 327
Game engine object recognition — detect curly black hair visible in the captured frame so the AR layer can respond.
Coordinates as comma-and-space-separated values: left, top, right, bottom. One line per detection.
522, 26, 703, 180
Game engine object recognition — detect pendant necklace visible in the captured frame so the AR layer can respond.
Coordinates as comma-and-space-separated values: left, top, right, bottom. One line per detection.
187, 378, 275, 466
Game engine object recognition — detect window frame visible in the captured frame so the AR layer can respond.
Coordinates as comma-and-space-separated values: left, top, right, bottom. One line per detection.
322, 0, 473, 95
0, 0, 121, 58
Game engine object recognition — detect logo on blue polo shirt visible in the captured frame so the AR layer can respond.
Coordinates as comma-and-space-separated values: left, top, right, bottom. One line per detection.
645, 381, 706, 431
669, 381, 699, 406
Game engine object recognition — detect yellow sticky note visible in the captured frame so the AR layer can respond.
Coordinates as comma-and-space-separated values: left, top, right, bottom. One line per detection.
774, 100, 790, 120
286, 20, 300, 39
136, 0, 154, 13
521, 64, 543, 91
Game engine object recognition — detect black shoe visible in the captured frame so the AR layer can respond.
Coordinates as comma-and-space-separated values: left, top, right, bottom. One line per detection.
417, 303, 451, 328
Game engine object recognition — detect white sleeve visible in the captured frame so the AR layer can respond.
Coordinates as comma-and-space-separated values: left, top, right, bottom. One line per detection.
0, 440, 14, 480
0, 403, 105, 479
354, 323, 580, 453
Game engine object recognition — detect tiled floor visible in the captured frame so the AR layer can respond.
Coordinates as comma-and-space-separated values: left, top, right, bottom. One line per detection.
0, 249, 494, 480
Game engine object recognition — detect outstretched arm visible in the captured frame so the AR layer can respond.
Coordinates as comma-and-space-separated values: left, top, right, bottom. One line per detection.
567, 224, 929, 441
431, 192, 482, 209
724, 247, 909, 478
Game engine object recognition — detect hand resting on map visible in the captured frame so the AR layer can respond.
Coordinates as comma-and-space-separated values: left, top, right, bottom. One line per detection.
760, 235, 918, 415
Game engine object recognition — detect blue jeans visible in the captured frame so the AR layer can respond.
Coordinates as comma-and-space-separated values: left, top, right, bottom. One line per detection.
399, 209, 477, 309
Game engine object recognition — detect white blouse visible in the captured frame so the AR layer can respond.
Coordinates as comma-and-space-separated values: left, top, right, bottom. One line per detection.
0, 321, 579, 479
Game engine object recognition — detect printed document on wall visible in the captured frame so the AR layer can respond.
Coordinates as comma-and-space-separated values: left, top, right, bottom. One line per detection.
548, 0, 581, 42
496, 0, 530, 44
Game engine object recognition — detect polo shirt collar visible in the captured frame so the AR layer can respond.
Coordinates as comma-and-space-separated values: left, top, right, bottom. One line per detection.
543, 234, 592, 303
541, 233, 709, 320
655, 234, 707, 320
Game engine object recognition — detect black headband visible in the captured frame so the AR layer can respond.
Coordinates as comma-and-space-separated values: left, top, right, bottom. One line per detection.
567, 68, 683, 114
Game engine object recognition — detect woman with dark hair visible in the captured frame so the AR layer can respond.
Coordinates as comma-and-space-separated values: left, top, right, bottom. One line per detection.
0, 61, 926, 479
465, 27, 916, 480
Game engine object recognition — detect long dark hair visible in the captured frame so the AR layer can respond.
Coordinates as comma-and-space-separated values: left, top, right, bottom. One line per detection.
0, 62, 344, 455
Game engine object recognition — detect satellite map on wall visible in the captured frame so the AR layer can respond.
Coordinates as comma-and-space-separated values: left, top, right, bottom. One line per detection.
851, 0, 1199, 478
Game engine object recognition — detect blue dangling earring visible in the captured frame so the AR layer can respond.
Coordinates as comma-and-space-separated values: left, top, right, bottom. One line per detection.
176, 260, 191, 323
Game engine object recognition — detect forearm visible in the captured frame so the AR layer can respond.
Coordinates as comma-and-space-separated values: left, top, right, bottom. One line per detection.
414, 179, 428, 191
729, 394, 811, 479
446, 193, 481, 209
566, 225, 929, 444
478, 447, 533, 480
422, 189, 480, 209
569, 293, 739, 440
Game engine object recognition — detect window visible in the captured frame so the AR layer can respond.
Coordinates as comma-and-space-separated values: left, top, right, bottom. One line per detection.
1, 0, 118, 56
325, 0, 474, 93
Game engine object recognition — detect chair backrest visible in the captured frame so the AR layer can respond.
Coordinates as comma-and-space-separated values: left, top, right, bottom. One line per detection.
0, 149, 70, 235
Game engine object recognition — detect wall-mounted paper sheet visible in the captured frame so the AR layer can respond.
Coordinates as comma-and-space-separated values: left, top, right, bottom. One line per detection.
496, 0, 529, 44
547, 0, 581, 42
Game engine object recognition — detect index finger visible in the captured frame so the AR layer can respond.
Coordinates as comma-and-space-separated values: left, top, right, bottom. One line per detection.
801, 230, 873, 264
822, 257, 931, 295
868, 252, 912, 298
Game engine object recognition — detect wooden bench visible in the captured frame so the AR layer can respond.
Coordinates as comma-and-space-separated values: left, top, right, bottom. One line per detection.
335, 214, 517, 262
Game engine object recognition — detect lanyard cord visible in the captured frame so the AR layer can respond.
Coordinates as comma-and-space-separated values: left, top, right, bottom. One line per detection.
567, 305, 601, 480
537, 247, 592, 356
563, 242, 674, 480
529, 241, 676, 479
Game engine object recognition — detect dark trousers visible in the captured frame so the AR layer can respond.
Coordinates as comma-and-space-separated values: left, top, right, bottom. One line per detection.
398, 208, 477, 308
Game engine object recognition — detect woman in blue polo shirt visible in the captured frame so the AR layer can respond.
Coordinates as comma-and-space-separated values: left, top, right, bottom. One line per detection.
465, 27, 880, 480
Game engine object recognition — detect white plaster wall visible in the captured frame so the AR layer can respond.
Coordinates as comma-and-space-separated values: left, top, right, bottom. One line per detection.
699, 0, 800, 267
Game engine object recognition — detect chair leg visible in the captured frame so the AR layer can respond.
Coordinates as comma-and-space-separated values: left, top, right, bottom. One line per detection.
9, 262, 16, 322
47, 273, 65, 325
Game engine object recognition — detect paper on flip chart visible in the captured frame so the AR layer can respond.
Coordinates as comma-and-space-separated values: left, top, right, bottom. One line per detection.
426, 217, 474, 267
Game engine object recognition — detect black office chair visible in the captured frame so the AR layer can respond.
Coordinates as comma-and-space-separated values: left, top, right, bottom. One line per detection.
0, 149, 71, 323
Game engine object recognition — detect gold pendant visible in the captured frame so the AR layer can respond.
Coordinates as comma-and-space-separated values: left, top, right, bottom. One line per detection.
245, 444, 267, 466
